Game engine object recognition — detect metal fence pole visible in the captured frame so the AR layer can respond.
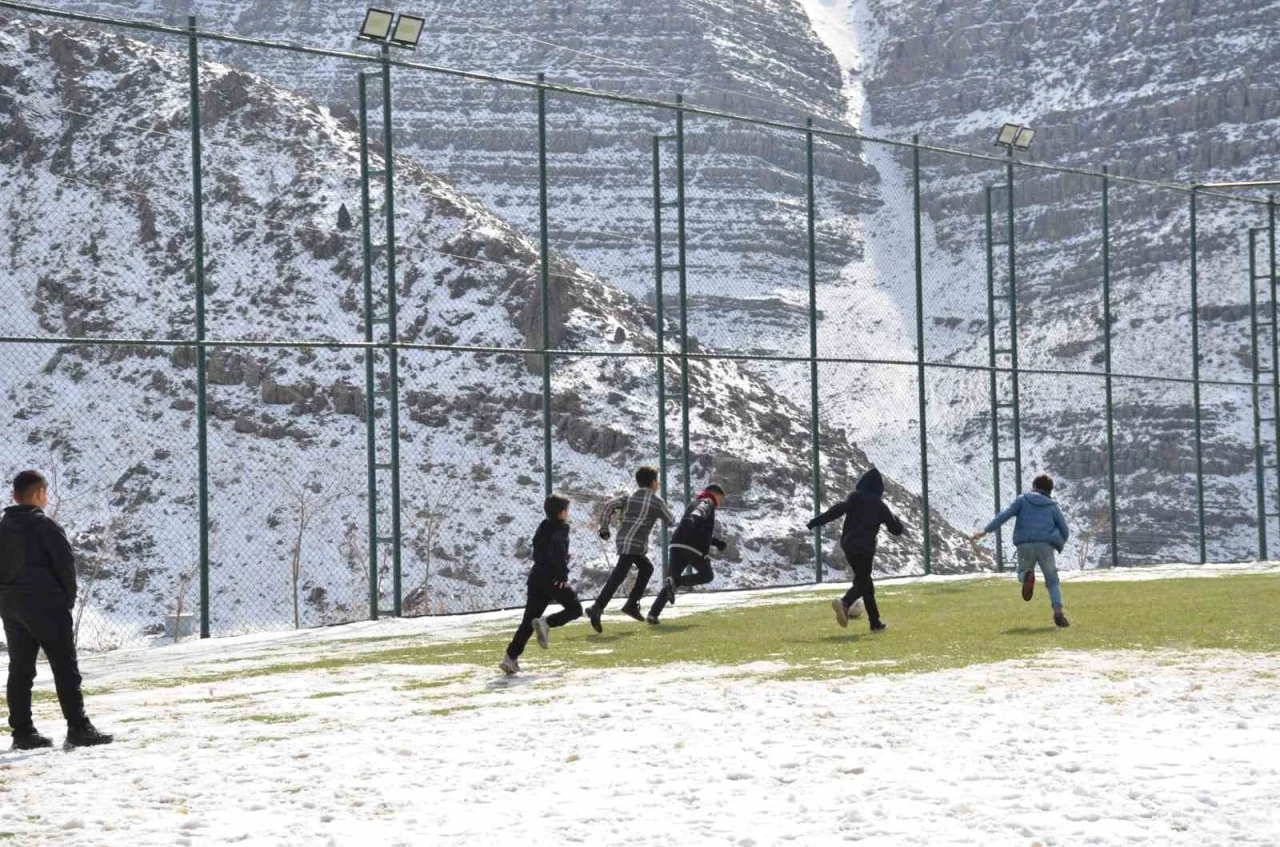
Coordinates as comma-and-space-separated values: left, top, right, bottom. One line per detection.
1102, 165, 1119, 567
912, 135, 931, 575
1250, 227, 1266, 559
1006, 150, 1022, 491
381, 44, 403, 616
187, 16, 210, 639
806, 119, 823, 582
676, 94, 692, 505
358, 73, 379, 619
984, 186, 1003, 572
1190, 188, 1206, 563
652, 135, 670, 580
1270, 197, 1279, 553
538, 73, 553, 503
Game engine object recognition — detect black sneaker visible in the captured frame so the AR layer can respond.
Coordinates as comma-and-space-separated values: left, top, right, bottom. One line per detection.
646, 614, 660, 625
621, 603, 644, 622
11, 730, 53, 751
869, 621, 888, 633
1053, 612, 1070, 628
665, 577, 678, 607
587, 606, 603, 634
65, 722, 114, 748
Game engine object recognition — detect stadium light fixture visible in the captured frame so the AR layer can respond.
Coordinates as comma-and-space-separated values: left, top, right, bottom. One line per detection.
1012, 127, 1036, 151
994, 123, 1020, 148
389, 13, 425, 49
358, 8, 395, 42
995, 122, 1036, 153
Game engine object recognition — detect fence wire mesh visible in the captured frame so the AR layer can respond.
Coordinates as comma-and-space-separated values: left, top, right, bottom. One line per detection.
2, 4, 1277, 649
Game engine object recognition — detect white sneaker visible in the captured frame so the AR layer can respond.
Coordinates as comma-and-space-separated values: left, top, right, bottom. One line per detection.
831, 598, 849, 628
500, 654, 520, 676
533, 617, 550, 649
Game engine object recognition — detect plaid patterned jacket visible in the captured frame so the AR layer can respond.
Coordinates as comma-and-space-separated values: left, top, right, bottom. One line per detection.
598, 489, 676, 556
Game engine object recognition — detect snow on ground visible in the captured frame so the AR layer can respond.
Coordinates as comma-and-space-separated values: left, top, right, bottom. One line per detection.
3, 564, 1279, 846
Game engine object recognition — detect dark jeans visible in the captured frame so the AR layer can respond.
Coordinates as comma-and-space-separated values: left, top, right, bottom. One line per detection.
1, 594, 87, 733
591, 554, 654, 612
506, 580, 583, 659
646, 548, 713, 620
841, 549, 882, 627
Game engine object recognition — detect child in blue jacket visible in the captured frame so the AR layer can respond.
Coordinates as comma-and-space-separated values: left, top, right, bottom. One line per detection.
972, 474, 1071, 628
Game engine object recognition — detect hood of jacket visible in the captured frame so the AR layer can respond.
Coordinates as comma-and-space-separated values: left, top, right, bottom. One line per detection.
1, 505, 46, 532
1023, 491, 1055, 507
854, 468, 884, 499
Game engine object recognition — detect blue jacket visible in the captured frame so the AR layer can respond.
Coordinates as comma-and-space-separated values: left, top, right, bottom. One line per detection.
985, 492, 1069, 552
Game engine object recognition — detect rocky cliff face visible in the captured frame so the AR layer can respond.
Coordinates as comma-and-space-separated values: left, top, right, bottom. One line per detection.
0, 17, 986, 648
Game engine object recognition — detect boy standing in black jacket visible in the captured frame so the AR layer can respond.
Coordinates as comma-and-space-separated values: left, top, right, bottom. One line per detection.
0, 470, 113, 749
645, 484, 727, 625
588, 465, 675, 632
808, 468, 903, 632
500, 495, 583, 676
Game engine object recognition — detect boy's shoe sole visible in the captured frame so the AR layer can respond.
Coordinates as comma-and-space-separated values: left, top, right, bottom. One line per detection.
533, 618, 550, 649
1021, 570, 1035, 602
831, 598, 849, 629
587, 608, 603, 634
1053, 613, 1070, 628
621, 604, 645, 622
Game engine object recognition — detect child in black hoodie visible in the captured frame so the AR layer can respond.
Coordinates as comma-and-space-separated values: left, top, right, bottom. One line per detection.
500, 495, 583, 676
807, 468, 903, 632
645, 484, 727, 625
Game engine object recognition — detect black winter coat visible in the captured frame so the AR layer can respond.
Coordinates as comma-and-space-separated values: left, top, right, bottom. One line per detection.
0, 505, 77, 607
808, 469, 904, 556
529, 518, 571, 584
670, 496, 726, 559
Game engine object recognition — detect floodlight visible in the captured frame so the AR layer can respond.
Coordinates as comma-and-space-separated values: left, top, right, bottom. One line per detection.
1012, 127, 1036, 151
358, 8, 395, 41
995, 123, 1021, 148
389, 13, 425, 49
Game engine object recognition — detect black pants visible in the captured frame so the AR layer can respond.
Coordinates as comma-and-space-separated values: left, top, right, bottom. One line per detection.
506, 580, 583, 659
591, 554, 654, 612
1, 595, 87, 733
646, 548, 713, 620
840, 549, 881, 627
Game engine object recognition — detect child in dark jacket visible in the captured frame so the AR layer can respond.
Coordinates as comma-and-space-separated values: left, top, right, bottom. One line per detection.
808, 468, 903, 632
972, 474, 1071, 628
501, 495, 583, 676
645, 484, 727, 625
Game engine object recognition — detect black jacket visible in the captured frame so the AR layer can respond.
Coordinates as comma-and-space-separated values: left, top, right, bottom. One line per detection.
0, 505, 77, 607
670, 495, 726, 559
529, 518, 571, 584
807, 469, 904, 556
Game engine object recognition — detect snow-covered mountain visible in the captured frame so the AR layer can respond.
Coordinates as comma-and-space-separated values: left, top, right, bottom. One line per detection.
0, 17, 987, 648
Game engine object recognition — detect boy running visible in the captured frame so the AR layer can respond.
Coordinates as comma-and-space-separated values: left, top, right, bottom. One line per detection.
972, 474, 1071, 628
808, 468, 903, 632
645, 484, 727, 625
500, 495, 583, 676
587, 466, 675, 633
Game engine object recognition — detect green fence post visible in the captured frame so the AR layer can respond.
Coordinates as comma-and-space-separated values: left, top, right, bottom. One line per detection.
381, 44, 403, 616
1249, 228, 1266, 559
1102, 165, 1119, 567
984, 186, 1003, 572
538, 73, 553, 501
676, 94, 691, 505
1006, 150, 1022, 491
806, 119, 823, 582
358, 73, 379, 620
912, 135, 931, 576
187, 16, 210, 639
1190, 188, 1206, 563
1270, 196, 1279, 553
652, 134, 670, 580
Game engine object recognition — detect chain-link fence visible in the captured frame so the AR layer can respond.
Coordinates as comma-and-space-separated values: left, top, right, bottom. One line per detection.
1, 2, 1277, 650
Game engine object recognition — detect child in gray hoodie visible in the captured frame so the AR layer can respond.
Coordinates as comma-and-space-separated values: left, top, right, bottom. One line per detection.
972, 474, 1071, 628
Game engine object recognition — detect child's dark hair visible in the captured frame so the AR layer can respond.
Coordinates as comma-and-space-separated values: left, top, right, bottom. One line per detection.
1032, 474, 1054, 495
13, 470, 48, 502
635, 466, 659, 488
544, 494, 570, 520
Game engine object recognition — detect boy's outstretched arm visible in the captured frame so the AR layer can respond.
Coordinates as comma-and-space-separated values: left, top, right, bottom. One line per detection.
659, 498, 676, 527
1052, 504, 1070, 546
807, 500, 846, 530
598, 495, 623, 539
971, 498, 1021, 542
883, 506, 904, 537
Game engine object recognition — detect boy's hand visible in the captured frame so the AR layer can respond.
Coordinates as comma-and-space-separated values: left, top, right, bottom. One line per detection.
711, 538, 727, 551
599, 529, 610, 540
969, 531, 986, 543
553, 580, 570, 590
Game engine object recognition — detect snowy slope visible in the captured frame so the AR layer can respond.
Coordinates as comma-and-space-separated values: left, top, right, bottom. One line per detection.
0, 18, 987, 649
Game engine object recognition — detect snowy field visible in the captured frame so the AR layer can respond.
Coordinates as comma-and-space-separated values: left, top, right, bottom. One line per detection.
3, 565, 1279, 846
